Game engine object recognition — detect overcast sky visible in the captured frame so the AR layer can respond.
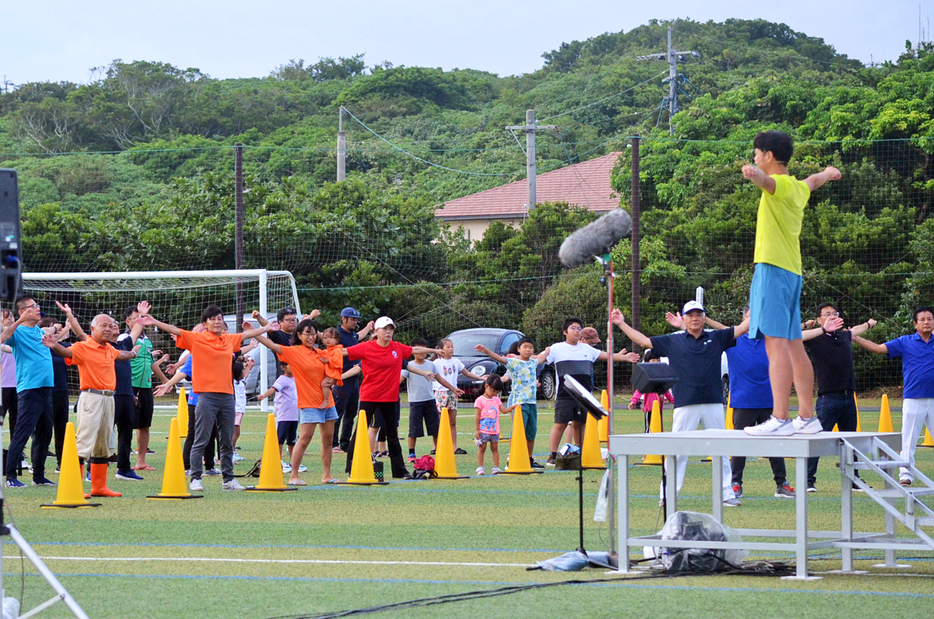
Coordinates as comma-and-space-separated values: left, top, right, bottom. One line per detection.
3, 0, 929, 87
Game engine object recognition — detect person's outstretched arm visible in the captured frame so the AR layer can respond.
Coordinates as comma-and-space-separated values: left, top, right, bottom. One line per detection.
611, 308, 652, 350
475, 344, 507, 365
852, 335, 888, 355
803, 166, 842, 192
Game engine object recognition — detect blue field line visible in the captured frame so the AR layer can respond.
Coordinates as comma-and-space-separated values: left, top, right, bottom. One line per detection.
19, 572, 934, 598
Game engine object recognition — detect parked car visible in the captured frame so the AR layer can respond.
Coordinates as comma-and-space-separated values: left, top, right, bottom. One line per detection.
443, 328, 524, 399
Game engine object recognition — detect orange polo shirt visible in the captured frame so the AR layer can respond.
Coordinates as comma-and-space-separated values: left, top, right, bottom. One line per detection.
277, 345, 332, 409
66, 337, 122, 391
176, 330, 241, 395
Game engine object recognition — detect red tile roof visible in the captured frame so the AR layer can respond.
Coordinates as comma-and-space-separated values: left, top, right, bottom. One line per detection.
436, 152, 622, 220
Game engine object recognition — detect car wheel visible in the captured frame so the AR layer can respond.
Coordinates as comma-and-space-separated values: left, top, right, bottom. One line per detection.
540, 367, 557, 401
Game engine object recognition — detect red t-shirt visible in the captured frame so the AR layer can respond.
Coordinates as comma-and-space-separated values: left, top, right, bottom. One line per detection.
346, 340, 413, 403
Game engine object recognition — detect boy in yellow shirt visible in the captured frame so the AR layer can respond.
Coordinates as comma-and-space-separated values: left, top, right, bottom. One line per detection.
742, 130, 841, 436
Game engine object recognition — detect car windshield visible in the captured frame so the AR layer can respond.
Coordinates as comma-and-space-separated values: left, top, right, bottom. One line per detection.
448, 332, 501, 357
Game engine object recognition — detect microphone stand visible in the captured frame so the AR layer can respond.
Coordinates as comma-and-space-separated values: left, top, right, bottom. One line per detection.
598, 252, 617, 565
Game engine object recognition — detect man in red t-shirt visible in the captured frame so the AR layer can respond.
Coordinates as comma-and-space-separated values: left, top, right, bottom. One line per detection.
138, 304, 276, 492
343, 316, 443, 479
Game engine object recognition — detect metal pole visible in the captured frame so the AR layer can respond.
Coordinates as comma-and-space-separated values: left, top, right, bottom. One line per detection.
630, 136, 642, 336
234, 143, 245, 333
605, 255, 616, 557
337, 107, 346, 182
668, 26, 677, 134
526, 109, 536, 211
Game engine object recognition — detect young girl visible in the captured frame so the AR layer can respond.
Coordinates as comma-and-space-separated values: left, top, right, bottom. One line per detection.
258, 361, 300, 473
474, 374, 518, 475
231, 355, 254, 462
319, 327, 344, 406
434, 338, 480, 454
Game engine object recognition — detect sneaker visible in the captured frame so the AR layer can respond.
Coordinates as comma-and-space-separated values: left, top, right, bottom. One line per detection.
232, 452, 245, 463
222, 479, 245, 491
407, 454, 417, 463
491, 467, 502, 475
744, 416, 794, 436
476, 466, 486, 476
546, 454, 557, 467
85, 471, 91, 482
429, 449, 436, 456
297, 464, 308, 473
774, 484, 796, 499
792, 415, 823, 434
281, 461, 292, 473
5, 478, 24, 488
530, 460, 545, 469
732, 483, 743, 498
184, 469, 191, 477
900, 478, 912, 487
54, 466, 61, 474
454, 448, 467, 455
723, 497, 742, 507
204, 468, 222, 476
32, 477, 56, 486
806, 484, 817, 493
852, 483, 869, 493
147, 448, 156, 455
115, 470, 144, 481
190, 478, 203, 491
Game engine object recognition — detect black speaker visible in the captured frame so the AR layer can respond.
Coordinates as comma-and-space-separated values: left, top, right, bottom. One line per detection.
0, 169, 22, 303
631, 362, 678, 394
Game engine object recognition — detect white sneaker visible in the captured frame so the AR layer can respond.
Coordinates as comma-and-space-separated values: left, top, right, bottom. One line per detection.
190, 478, 203, 492
222, 479, 245, 491
723, 497, 742, 507
476, 466, 486, 476
298, 464, 308, 473
744, 416, 794, 436
792, 415, 823, 434
281, 461, 292, 473
232, 452, 245, 463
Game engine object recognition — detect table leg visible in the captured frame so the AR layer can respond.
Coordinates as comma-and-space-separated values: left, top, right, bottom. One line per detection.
712, 452, 723, 522
617, 454, 631, 573
783, 456, 821, 580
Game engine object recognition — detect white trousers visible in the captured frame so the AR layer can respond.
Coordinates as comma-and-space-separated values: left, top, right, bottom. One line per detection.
662, 402, 736, 501
900, 398, 934, 482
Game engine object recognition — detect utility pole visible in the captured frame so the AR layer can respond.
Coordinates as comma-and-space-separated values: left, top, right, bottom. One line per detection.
505, 110, 555, 211
636, 25, 700, 134
234, 143, 245, 332
337, 107, 346, 182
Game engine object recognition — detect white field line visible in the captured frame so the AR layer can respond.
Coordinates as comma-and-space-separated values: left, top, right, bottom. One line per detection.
37, 556, 530, 568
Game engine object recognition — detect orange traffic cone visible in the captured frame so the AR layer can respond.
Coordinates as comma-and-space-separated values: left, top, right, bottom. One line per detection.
340, 411, 388, 485
725, 393, 734, 430
854, 393, 863, 432
923, 427, 934, 448
638, 401, 663, 465
597, 390, 609, 441
42, 422, 100, 509
879, 394, 894, 433
502, 406, 539, 474
176, 388, 189, 438
581, 411, 605, 469
434, 407, 468, 479
148, 417, 202, 500
247, 414, 297, 492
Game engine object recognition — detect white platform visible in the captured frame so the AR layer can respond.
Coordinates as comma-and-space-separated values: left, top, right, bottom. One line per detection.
608, 430, 902, 579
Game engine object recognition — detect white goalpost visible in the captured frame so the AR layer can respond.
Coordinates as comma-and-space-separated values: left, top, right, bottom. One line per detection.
21, 269, 301, 412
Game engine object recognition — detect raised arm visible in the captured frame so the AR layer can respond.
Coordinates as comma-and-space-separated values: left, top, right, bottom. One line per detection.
1, 305, 40, 344
532, 346, 550, 363
357, 320, 375, 340
135, 314, 181, 336
475, 344, 507, 365
801, 316, 844, 342
252, 333, 283, 355
611, 308, 652, 350
850, 319, 878, 338
733, 314, 750, 338
803, 166, 842, 192
241, 322, 279, 342
704, 315, 728, 330
852, 335, 888, 355
251, 310, 269, 328
41, 333, 73, 358
57, 302, 88, 341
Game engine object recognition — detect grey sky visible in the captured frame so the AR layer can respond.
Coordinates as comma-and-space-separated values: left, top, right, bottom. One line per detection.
3, 0, 929, 87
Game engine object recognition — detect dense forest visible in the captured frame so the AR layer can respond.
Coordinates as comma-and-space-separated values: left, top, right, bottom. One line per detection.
1, 18, 932, 389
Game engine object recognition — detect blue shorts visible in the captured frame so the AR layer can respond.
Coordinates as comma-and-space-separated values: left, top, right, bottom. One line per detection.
299, 406, 338, 424
749, 263, 802, 340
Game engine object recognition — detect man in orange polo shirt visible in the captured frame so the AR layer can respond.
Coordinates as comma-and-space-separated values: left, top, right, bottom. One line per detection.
137, 304, 277, 492
43, 314, 139, 497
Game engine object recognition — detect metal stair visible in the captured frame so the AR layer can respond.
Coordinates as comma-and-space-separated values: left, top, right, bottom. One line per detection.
841, 436, 934, 555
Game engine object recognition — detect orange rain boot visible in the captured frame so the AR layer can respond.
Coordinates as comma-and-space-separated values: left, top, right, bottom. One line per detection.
90, 462, 122, 497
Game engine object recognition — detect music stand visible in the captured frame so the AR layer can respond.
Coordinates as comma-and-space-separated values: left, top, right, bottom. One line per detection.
630, 359, 679, 521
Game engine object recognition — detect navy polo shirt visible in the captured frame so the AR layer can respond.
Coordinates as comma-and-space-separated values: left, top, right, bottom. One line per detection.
650, 327, 736, 407
725, 335, 772, 408
113, 336, 135, 397
52, 341, 71, 393
886, 333, 934, 399
338, 326, 360, 373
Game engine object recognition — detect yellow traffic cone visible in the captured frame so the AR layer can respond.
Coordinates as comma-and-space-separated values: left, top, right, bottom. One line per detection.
42, 422, 100, 508
341, 410, 388, 485
177, 388, 189, 438
923, 427, 934, 447
434, 407, 467, 479
597, 390, 609, 441
246, 414, 298, 492
725, 393, 734, 430
854, 393, 862, 432
639, 401, 664, 465
879, 394, 894, 433
502, 406, 538, 474
148, 417, 202, 500
581, 411, 605, 469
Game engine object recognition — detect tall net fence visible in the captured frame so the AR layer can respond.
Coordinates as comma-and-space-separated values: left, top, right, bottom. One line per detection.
3, 135, 930, 392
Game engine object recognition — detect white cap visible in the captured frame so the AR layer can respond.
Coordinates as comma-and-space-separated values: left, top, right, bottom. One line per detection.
374, 316, 395, 329
682, 300, 705, 315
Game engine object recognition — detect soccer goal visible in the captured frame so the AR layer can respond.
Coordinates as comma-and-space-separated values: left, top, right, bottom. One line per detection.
20, 269, 300, 410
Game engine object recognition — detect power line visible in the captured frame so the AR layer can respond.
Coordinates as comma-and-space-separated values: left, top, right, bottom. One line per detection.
537, 69, 670, 122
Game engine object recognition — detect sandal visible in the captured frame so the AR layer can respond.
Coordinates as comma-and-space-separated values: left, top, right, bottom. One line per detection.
287, 479, 307, 486
133, 464, 156, 471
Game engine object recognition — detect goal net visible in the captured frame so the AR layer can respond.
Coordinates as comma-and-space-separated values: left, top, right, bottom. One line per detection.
20, 269, 300, 408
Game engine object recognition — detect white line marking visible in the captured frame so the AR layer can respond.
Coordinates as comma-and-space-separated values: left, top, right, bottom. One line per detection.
37, 556, 530, 568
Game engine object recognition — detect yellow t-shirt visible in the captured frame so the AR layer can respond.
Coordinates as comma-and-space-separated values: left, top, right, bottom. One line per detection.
753, 174, 810, 275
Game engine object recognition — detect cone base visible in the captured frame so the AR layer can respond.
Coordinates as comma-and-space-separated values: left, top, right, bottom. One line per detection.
635, 459, 663, 466
499, 470, 543, 475
147, 494, 203, 500
41, 502, 101, 509
245, 486, 297, 492
434, 474, 469, 480
336, 480, 389, 486
582, 465, 606, 470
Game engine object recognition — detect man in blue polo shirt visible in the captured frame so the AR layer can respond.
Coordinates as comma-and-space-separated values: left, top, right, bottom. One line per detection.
854, 306, 934, 486
333, 307, 374, 453
613, 301, 747, 507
